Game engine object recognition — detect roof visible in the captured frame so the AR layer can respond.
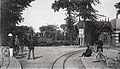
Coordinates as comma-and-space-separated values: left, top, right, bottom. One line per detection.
76, 21, 113, 33
94, 21, 113, 33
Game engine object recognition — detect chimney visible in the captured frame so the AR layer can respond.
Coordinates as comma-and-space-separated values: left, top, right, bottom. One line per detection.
116, 9, 119, 19
116, 14, 118, 19
108, 17, 109, 21
105, 17, 106, 21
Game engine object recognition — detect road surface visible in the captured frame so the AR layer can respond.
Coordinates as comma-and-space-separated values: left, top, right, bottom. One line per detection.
18, 46, 86, 69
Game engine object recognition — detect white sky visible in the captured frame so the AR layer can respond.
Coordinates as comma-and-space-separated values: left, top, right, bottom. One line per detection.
21, 0, 120, 32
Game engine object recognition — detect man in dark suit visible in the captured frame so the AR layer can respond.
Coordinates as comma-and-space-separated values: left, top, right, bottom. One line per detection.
27, 35, 35, 60
97, 39, 103, 52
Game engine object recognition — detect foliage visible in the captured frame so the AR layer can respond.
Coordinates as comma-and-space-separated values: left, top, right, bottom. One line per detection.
1, 0, 35, 34
51, 0, 100, 32
60, 24, 67, 31
39, 25, 58, 33
115, 2, 120, 15
1, 0, 35, 45
52, 0, 100, 44
65, 16, 77, 32
15, 26, 34, 36
39, 25, 59, 38
52, 0, 100, 21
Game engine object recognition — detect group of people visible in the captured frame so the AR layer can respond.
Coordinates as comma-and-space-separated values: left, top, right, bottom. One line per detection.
9, 34, 104, 59
81, 39, 103, 57
9, 35, 35, 59
9, 35, 21, 57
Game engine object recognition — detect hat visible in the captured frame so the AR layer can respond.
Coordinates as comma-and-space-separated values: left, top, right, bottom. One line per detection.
8, 33, 13, 37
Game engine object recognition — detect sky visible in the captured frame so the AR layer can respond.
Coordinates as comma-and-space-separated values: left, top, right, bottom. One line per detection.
21, 0, 120, 32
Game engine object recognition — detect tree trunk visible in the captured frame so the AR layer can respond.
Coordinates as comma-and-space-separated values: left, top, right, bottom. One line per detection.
0, 0, 1, 46
69, 28, 73, 45
67, 8, 73, 45
83, 19, 86, 46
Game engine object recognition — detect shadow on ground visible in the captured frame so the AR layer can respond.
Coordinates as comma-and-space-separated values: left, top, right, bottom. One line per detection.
34, 56, 43, 60
15, 53, 27, 59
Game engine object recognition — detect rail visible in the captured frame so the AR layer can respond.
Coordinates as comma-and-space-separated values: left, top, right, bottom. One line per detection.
51, 49, 85, 69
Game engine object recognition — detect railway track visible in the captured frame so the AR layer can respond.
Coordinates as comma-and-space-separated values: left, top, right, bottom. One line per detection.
0, 57, 4, 68
0, 47, 10, 69
18, 47, 86, 69
51, 50, 84, 69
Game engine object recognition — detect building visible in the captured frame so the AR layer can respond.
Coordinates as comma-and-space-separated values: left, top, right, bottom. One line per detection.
95, 21, 113, 45
76, 21, 97, 46
76, 20, 113, 46
111, 19, 120, 46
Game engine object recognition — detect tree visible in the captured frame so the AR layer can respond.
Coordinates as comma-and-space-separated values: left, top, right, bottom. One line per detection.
1, 0, 35, 45
15, 26, 34, 39
52, 0, 100, 21
60, 24, 67, 31
39, 25, 58, 33
52, 0, 100, 44
115, 2, 120, 19
39, 25, 58, 38
2, 0, 35, 32
39, 26, 47, 33
52, 0, 76, 42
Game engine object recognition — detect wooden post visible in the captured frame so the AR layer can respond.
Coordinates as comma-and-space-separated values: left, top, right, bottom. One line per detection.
80, 38, 81, 46
82, 35, 84, 46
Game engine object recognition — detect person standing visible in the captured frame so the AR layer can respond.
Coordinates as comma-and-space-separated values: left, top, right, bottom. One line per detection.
8, 33, 14, 57
20, 37, 25, 54
27, 35, 35, 60
97, 39, 103, 52
14, 35, 20, 56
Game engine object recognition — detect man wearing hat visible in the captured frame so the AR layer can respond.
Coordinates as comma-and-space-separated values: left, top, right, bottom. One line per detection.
8, 33, 14, 57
